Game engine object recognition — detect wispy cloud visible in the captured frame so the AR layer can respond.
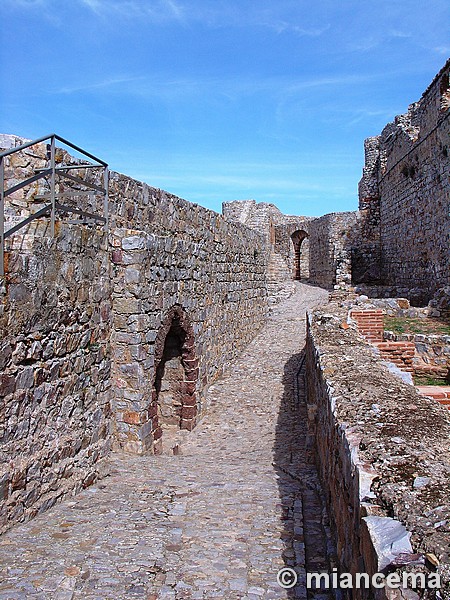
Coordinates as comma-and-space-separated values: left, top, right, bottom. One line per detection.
263, 21, 330, 37
3, 0, 49, 6
344, 109, 403, 127
8, 0, 329, 34
56, 72, 379, 102
389, 29, 412, 39
434, 46, 450, 55
79, 0, 185, 23
57, 75, 147, 94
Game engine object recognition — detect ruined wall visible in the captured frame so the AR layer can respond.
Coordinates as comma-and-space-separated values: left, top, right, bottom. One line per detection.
358, 59, 450, 304
353, 137, 382, 285
384, 331, 450, 380
306, 305, 450, 598
273, 218, 312, 281
0, 137, 268, 530
224, 199, 359, 289
307, 212, 358, 289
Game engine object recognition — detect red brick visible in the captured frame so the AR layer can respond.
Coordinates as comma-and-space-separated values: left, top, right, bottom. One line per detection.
181, 406, 197, 420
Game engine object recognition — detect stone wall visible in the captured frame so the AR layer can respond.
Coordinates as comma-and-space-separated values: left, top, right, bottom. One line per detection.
223, 199, 359, 290
306, 304, 450, 598
384, 331, 450, 380
307, 212, 358, 289
358, 59, 450, 304
0, 226, 112, 534
109, 177, 267, 454
0, 137, 268, 530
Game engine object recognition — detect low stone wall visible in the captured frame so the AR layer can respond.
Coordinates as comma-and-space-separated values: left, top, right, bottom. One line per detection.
384, 331, 450, 379
306, 305, 450, 599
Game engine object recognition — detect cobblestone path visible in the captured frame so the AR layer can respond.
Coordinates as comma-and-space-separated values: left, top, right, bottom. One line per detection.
0, 283, 335, 600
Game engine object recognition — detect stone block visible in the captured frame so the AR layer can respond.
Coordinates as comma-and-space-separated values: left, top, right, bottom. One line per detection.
114, 298, 141, 314
0, 374, 16, 397
122, 236, 147, 250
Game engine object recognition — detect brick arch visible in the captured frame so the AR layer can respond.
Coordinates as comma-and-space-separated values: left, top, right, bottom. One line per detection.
150, 305, 198, 454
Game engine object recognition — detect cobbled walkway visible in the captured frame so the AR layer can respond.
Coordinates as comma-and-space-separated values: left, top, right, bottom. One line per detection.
0, 283, 335, 600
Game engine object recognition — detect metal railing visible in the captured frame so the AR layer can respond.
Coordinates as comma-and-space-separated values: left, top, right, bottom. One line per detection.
0, 133, 109, 276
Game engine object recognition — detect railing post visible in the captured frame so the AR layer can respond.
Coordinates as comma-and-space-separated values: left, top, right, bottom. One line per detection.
103, 166, 109, 234
0, 157, 4, 277
50, 135, 56, 237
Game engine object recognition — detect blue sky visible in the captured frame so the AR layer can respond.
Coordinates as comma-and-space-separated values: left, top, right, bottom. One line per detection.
1, 1, 448, 217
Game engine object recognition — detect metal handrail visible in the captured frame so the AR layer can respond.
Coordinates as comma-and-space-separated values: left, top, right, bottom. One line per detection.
0, 133, 108, 165
0, 134, 109, 276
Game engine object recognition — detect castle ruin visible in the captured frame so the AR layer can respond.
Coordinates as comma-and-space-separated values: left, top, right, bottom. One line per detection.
0, 59, 449, 599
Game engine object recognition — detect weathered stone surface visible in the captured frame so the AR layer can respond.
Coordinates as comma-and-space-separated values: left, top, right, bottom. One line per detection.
357, 59, 450, 303
306, 300, 450, 595
0, 283, 333, 600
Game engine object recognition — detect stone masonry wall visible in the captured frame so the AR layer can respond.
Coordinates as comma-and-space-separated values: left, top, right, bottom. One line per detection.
109, 175, 267, 454
223, 199, 359, 290
307, 212, 358, 289
0, 226, 112, 534
0, 137, 268, 530
306, 305, 450, 599
384, 331, 450, 379
358, 59, 450, 303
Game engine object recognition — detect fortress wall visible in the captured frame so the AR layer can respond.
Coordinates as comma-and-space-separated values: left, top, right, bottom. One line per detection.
109, 174, 267, 454
0, 140, 267, 530
358, 60, 450, 303
307, 212, 358, 289
224, 199, 359, 290
0, 227, 112, 534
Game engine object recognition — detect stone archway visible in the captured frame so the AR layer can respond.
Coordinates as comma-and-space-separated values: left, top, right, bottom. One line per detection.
290, 230, 309, 281
150, 305, 198, 454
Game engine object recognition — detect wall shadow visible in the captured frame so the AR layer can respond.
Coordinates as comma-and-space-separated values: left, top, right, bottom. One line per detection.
273, 348, 337, 599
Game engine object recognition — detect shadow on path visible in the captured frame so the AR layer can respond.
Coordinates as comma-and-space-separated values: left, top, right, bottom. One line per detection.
273, 348, 337, 600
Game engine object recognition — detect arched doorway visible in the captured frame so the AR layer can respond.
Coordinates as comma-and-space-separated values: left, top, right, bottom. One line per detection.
290, 230, 309, 281
151, 305, 198, 454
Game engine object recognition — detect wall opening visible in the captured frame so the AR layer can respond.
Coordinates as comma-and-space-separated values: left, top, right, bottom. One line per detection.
290, 230, 309, 281
151, 305, 198, 454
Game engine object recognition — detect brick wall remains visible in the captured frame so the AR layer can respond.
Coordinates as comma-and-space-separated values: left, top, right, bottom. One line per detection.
350, 309, 384, 342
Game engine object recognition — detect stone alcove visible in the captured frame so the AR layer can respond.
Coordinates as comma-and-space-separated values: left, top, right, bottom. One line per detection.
150, 305, 198, 454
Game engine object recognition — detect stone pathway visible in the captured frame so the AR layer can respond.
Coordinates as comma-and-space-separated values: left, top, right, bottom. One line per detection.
0, 283, 335, 600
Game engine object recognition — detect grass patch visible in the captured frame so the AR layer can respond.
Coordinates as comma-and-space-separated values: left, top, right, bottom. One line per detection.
414, 375, 449, 386
385, 316, 450, 336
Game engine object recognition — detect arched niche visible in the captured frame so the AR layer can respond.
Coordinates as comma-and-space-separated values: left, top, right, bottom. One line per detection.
150, 305, 198, 454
